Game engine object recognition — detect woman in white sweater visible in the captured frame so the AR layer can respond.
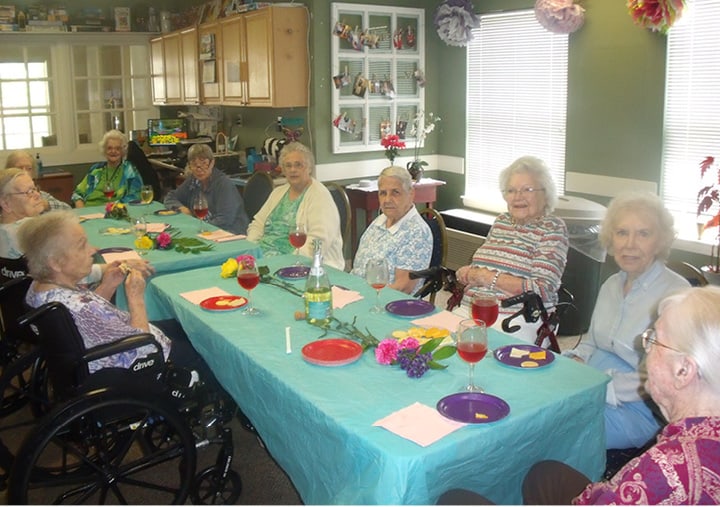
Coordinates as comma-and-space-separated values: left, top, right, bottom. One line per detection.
246, 142, 344, 270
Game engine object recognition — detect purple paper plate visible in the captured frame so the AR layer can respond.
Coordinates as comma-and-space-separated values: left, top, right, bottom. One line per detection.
97, 247, 133, 255
385, 299, 435, 318
437, 392, 510, 424
276, 266, 310, 280
494, 344, 555, 369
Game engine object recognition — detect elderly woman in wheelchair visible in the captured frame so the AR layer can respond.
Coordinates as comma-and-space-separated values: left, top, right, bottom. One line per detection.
5, 210, 242, 504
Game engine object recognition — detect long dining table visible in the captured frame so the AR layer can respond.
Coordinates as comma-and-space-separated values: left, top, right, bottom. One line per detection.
75, 202, 262, 320
146, 254, 609, 504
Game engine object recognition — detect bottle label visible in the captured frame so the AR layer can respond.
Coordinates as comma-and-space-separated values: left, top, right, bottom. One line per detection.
305, 287, 332, 323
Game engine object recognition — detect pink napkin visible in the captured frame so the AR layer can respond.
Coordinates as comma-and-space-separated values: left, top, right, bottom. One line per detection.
198, 230, 247, 242
146, 222, 169, 234
332, 286, 363, 309
373, 402, 466, 446
101, 250, 142, 264
180, 287, 232, 305
412, 310, 464, 331
79, 212, 106, 220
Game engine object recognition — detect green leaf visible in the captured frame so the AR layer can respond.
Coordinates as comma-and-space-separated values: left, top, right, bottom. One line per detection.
258, 265, 270, 276
419, 338, 442, 354
432, 345, 456, 360
427, 360, 448, 370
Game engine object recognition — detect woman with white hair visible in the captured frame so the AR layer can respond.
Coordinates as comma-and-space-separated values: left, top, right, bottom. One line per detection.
565, 191, 689, 450
4, 149, 70, 211
455, 156, 569, 341
72, 129, 144, 207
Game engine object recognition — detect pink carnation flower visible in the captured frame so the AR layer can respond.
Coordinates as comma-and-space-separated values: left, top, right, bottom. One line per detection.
399, 337, 420, 350
237, 254, 255, 269
156, 231, 172, 249
375, 339, 400, 365
105, 202, 114, 212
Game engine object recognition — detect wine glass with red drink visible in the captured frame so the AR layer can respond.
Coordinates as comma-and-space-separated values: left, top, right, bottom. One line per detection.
365, 258, 389, 313
192, 193, 209, 233
288, 223, 307, 265
237, 259, 260, 316
456, 319, 488, 392
471, 290, 499, 328
103, 182, 115, 200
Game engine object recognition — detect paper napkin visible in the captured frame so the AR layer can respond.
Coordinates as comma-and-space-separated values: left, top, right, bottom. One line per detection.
412, 310, 464, 331
332, 286, 363, 309
198, 230, 247, 242
101, 250, 143, 264
180, 287, 232, 305
373, 402, 466, 447
146, 222, 169, 234
79, 212, 106, 220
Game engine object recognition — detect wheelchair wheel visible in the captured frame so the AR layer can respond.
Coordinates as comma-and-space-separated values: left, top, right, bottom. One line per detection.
8, 388, 196, 504
191, 466, 242, 504
0, 349, 38, 417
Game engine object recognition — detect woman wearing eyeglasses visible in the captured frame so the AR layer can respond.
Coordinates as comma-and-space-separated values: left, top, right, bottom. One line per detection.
4, 149, 71, 212
246, 142, 344, 270
565, 192, 689, 450
163, 143, 249, 234
455, 156, 569, 341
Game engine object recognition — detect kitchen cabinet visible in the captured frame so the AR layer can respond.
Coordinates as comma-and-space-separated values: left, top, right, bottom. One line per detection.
150, 28, 199, 105
220, 5, 308, 107
199, 22, 222, 104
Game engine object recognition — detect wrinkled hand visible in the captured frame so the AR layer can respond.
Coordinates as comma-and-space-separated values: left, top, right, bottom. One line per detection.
124, 270, 147, 300
455, 265, 474, 286
122, 259, 155, 278
178, 206, 192, 216
101, 263, 127, 289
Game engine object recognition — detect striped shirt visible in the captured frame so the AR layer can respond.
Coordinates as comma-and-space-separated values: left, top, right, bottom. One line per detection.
461, 212, 569, 316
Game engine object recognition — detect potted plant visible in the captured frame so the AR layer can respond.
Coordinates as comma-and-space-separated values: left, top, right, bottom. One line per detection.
406, 111, 441, 182
697, 155, 720, 279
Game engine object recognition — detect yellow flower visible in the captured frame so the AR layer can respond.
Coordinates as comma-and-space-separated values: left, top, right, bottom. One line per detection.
134, 236, 154, 250
115, 203, 126, 210
220, 258, 239, 278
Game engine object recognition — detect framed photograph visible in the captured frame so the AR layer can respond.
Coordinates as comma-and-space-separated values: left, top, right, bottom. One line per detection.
200, 33, 215, 60
114, 7, 131, 32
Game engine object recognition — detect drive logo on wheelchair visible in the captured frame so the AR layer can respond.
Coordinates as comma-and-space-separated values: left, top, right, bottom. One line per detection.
132, 358, 155, 371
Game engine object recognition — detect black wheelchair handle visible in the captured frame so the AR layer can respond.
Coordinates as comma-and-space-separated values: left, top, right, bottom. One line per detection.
408, 265, 445, 280
501, 291, 536, 308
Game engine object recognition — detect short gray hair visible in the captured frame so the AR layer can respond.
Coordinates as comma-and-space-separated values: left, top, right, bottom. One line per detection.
498, 156, 558, 213
0, 168, 26, 198
658, 285, 720, 393
599, 191, 676, 260
379, 166, 413, 192
4, 150, 36, 176
278, 141, 315, 170
187, 143, 214, 162
17, 210, 80, 281
99, 129, 128, 155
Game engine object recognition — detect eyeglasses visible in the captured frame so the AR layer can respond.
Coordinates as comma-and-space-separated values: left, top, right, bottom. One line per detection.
641, 328, 683, 354
7, 187, 40, 197
189, 160, 211, 171
282, 161, 306, 170
502, 187, 545, 197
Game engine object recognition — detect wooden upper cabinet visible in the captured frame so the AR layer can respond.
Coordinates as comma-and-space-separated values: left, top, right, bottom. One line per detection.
220, 15, 246, 105
180, 27, 200, 104
162, 32, 182, 104
150, 37, 166, 104
199, 22, 222, 104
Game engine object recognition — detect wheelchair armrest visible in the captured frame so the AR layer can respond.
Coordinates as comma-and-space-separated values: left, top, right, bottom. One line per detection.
83, 334, 162, 363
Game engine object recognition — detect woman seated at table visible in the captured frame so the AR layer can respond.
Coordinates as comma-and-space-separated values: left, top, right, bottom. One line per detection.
4, 149, 70, 212
455, 156, 568, 341
351, 166, 432, 294
565, 192, 689, 450
246, 142, 344, 270
18, 210, 206, 375
0, 169, 152, 293
164, 144, 249, 235
438, 285, 720, 505
72, 129, 144, 208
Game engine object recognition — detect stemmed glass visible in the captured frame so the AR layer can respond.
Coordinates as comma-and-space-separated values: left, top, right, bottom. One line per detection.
133, 216, 150, 255
365, 258, 389, 313
140, 185, 154, 204
471, 290, 499, 328
288, 224, 307, 265
456, 319, 488, 393
192, 192, 209, 233
103, 182, 115, 201
237, 260, 260, 316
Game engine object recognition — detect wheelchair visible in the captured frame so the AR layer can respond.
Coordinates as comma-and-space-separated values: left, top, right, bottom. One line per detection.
5, 300, 242, 504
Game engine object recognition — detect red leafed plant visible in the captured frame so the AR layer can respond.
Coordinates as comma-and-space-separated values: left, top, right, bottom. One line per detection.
697, 156, 720, 272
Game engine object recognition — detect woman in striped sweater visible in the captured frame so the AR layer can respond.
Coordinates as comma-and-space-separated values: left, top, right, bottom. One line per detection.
455, 156, 569, 342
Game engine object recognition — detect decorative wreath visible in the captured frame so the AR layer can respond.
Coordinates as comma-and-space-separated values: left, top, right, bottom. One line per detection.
433, 0, 480, 47
627, 0, 685, 34
534, 0, 586, 34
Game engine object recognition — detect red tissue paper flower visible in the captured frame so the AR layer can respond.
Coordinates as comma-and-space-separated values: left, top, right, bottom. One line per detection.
380, 134, 406, 165
627, 0, 685, 33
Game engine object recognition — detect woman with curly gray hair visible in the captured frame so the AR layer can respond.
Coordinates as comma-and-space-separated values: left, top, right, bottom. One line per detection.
565, 191, 689, 450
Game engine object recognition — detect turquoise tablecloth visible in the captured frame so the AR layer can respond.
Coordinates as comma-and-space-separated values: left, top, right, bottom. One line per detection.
76, 203, 262, 319
147, 254, 609, 505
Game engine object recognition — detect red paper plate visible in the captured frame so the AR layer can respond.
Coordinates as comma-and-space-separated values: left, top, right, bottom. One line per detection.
301, 338, 363, 367
199, 295, 248, 311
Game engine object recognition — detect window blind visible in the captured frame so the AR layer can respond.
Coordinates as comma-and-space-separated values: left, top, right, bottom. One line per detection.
662, 0, 720, 242
465, 10, 568, 212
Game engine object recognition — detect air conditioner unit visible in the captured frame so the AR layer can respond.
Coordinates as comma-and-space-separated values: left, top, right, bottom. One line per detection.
446, 228, 484, 270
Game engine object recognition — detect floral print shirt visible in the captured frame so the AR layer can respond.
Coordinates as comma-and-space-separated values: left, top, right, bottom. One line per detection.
71, 159, 143, 206
575, 417, 720, 504
26, 283, 171, 373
